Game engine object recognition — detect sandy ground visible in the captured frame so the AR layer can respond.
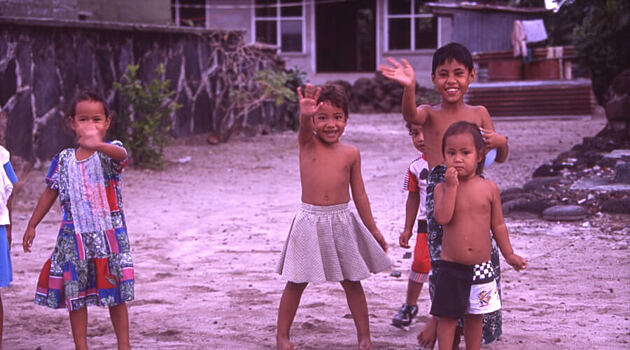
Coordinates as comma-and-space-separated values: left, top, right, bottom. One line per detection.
2, 112, 629, 349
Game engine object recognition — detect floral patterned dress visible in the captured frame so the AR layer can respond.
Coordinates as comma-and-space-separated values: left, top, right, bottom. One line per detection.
34, 142, 134, 311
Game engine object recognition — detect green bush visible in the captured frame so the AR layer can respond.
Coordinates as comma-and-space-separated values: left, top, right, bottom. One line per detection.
559, 0, 630, 105
230, 66, 305, 133
113, 64, 180, 169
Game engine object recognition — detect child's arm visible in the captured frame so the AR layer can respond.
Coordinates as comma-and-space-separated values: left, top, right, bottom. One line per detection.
350, 149, 387, 252
433, 167, 458, 225
22, 187, 58, 253
296, 84, 322, 146
379, 58, 429, 124
6, 195, 11, 248
399, 191, 420, 249
77, 128, 127, 162
479, 107, 509, 163
489, 182, 526, 271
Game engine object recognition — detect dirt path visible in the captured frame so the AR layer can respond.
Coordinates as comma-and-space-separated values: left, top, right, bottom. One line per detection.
3, 113, 629, 349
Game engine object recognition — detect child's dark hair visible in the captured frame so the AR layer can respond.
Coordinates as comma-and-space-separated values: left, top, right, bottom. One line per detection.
432, 42, 474, 75
405, 121, 422, 134
68, 91, 110, 118
316, 83, 348, 117
441, 121, 486, 175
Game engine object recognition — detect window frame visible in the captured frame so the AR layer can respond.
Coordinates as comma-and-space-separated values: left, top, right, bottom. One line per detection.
385, 0, 439, 52
251, 0, 306, 54
172, 0, 211, 28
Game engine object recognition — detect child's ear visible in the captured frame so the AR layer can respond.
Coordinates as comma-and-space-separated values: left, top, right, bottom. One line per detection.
67, 116, 77, 131
104, 115, 112, 129
469, 68, 475, 82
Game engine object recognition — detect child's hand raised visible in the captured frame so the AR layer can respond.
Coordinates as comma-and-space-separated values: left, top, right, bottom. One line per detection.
379, 58, 416, 88
297, 84, 323, 117
505, 253, 527, 271
76, 125, 104, 151
444, 166, 459, 187
479, 128, 507, 150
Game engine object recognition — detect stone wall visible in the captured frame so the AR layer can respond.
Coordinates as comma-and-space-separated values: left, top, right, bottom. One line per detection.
0, 0, 77, 19
0, 17, 291, 162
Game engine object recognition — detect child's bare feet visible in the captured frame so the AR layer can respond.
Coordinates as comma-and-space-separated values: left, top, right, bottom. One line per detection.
417, 316, 437, 349
277, 336, 298, 350
358, 337, 372, 350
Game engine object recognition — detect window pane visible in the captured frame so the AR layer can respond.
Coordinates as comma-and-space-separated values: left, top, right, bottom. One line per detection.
179, 0, 205, 27
414, 0, 431, 14
256, 20, 277, 45
389, 18, 410, 50
256, 0, 276, 17
415, 17, 437, 49
281, 0, 301, 17
388, 0, 411, 15
281, 20, 302, 52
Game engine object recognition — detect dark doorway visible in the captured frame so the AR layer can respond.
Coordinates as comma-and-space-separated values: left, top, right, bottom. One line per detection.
315, 0, 376, 72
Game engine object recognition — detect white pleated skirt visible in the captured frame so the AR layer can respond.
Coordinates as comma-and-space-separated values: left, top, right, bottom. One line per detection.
276, 203, 391, 283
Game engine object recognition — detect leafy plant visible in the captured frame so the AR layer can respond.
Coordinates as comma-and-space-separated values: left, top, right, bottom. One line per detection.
228, 66, 305, 136
112, 64, 181, 169
557, 0, 630, 105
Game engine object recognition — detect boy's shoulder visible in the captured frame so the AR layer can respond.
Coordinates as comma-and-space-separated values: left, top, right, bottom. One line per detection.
409, 153, 428, 169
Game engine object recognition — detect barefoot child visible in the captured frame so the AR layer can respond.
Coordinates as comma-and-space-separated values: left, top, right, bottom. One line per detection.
0, 145, 17, 347
276, 83, 391, 350
380, 42, 511, 347
391, 122, 430, 329
22, 91, 133, 350
431, 121, 526, 350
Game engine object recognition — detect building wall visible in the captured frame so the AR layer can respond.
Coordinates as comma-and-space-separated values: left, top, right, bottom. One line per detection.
206, 0, 252, 41
0, 0, 77, 19
450, 10, 544, 53
0, 18, 291, 162
77, 0, 171, 24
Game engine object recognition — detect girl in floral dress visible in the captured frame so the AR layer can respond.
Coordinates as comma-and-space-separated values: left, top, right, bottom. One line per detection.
0, 145, 18, 348
22, 91, 133, 350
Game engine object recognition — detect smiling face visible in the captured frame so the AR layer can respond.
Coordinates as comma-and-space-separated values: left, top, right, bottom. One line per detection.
313, 102, 347, 144
431, 59, 475, 104
408, 123, 425, 153
442, 132, 482, 179
69, 100, 111, 141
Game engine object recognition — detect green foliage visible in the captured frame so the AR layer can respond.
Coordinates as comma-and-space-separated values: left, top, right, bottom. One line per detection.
112, 64, 181, 169
559, 0, 630, 104
231, 66, 305, 131
253, 68, 304, 106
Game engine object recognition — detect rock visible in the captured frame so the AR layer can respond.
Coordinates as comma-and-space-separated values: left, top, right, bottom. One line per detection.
207, 133, 220, 145
533, 164, 558, 177
502, 198, 530, 215
600, 198, 630, 214
614, 163, 630, 183
501, 192, 536, 204
503, 198, 552, 215
402, 252, 412, 259
501, 187, 525, 196
542, 205, 588, 221
390, 271, 402, 278
523, 176, 565, 191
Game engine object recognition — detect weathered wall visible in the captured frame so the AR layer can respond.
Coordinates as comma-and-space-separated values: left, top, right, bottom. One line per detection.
77, 0, 172, 24
0, 0, 77, 19
0, 17, 291, 162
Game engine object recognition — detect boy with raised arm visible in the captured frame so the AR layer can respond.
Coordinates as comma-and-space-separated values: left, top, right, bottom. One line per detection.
380, 42, 510, 347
